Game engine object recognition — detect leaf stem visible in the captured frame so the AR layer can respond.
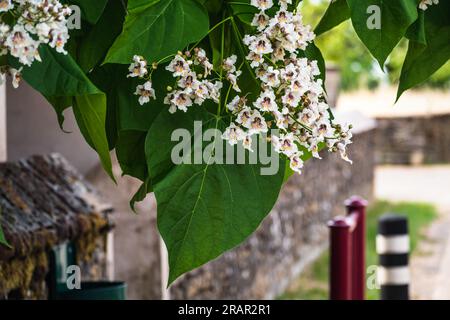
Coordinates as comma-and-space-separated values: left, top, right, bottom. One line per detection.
227, 1, 256, 8
217, 13, 227, 116
189, 16, 234, 53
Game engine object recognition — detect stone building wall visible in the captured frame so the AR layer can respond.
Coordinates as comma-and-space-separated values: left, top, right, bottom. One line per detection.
169, 126, 376, 299
375, 114, 450, 165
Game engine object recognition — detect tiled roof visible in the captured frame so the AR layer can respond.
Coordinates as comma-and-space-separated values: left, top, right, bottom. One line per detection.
0, 154, 113, 261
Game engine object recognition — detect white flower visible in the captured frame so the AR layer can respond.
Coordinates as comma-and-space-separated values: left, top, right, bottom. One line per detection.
128, 55, 148, 78
166, 55, 191, 77
279, 0, 293, 10
248, 34, 273, 55
259, 66, 280, 87
10, 67, 22, 89
236, 107, 252, 128
250, 0, 273, 11
281, 90, 300, 108
5, 25, 40, 66
275, 133, 298, 157
227, 70, 242, 92
222, 123, 245, 145
0, 0, 13, 13
254, 90, 277, 112
419, 0, 439, 10
223, 55, 237, 73
48, 26, 69, 54
273, 111, 289, 131
308, 140, 322, 159
164, 93, 177, 114
226, 96, 241, 112
248, 110, 268, 134
337, 142, 352, 164
251, 12, 270, 31
194, 48, 213, 76
204, 80, 222, 103
246, 52, 264, 68
134, 81, 156, 105
242, 134, 254, 152
178, 72, 199, 94
289, 151, 304, 174
272, 43, 285, 62
193, 82, 209, 105
171, 91, 193, 112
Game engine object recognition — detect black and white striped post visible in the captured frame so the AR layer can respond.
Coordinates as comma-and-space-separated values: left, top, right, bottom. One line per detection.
376, 214, 410, 300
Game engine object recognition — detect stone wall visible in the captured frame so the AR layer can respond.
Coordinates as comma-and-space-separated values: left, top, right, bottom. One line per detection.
375, 114, 450, 165
169, 126, 376, 299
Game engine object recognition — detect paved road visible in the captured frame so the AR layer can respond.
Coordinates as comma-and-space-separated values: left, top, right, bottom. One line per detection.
376, 165, 450, 207
375, 165, 450, 300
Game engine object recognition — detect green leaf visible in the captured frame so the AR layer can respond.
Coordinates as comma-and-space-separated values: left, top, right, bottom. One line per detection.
65, 0, 108, 24
116, 130, 148, 181
77, 0, 126, 72
146, 108, 285, 285
104, 0, 209, 64
346, 0, 418, 67
315, 0, 350, 36
397, 2, 450, 100
406, 10, 426, 45
130, 177, 152, 212
73, 94, 114, 181
15, 46, 114, 180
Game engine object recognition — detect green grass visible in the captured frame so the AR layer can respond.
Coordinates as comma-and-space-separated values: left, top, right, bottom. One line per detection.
278, 200, 438, 300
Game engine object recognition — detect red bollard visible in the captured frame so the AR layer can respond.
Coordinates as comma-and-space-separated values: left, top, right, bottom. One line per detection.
328, 217, 352, 300
328, 196, 368, 300
345, 196, 368, 300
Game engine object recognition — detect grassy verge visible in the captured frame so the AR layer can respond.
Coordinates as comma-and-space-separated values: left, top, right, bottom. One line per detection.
278, 200, 438, 300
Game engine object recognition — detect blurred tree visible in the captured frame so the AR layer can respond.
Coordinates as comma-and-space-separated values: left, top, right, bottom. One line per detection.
302, 0, 450, 91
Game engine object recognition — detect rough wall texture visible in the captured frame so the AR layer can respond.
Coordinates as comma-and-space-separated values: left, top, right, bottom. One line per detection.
169, 129, 376, 299
0, 154, 112, 299
375, 114, 450, 165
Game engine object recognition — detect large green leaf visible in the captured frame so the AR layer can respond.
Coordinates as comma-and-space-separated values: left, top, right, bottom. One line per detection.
130, 177, 152, 212
346, 0, 418, 67
145, 108, 285, 284
315, 0, 350, 36
77, 0, 126, 72
104, 0, 209, 64
397, 1, 450, 99
72, 94, 114, 180
15, 46, 114, 180
116, 130, 148, 181
405, 10, 426, 45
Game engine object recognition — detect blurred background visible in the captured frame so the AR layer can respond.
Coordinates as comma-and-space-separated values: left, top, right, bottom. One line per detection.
0, 0, 449, 301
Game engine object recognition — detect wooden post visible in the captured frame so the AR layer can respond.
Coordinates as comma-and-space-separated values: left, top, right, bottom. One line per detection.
0, 83, 6, 162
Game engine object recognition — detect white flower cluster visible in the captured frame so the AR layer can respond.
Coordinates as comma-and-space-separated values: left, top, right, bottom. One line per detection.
164, 49, 225, 113
0, 0, 71, 87
130, 49, 227, 113
419, 0, 439, 10
221, 1, 352, 174
128, 1, 353, 175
